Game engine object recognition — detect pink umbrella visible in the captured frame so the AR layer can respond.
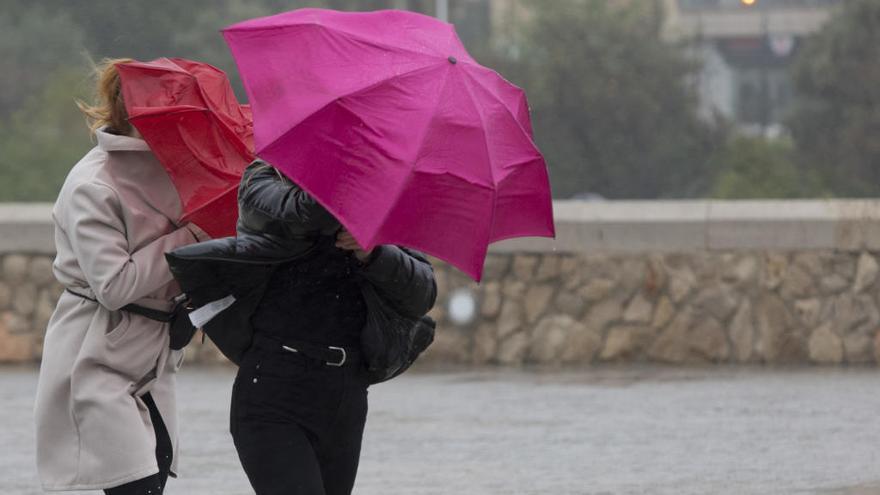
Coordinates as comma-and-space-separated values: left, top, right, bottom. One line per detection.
223, 8, 554, 280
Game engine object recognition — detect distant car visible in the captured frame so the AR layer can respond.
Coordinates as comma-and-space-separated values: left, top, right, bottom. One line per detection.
569, 192, 605, 201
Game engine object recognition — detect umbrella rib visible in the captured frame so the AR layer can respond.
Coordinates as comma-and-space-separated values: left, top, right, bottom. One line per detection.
457, 69, 500, 256
192, 71, 251, 137
457, 70, 497, 186
122, 59, 191, 75
131, 107, 252, 180
262, 62, 443, 156
461, 68, 541, 151
230, 22, 451, 62
364, 63, 456, 249
322, 23, 453, 61
461, 71, 550, 246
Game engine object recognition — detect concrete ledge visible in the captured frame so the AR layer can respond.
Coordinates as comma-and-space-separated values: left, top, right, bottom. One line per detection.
492, 200, 710, 254
492, 199, 880, 254
6, 200, 880, 255
0, 204, 54, 255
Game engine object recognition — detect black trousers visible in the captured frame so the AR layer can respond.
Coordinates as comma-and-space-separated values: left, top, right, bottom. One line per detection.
104, 392, 173, 495
230, 344, 369, 495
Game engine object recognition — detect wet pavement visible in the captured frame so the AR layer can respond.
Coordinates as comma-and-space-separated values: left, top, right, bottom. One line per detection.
3, 364, 880, 494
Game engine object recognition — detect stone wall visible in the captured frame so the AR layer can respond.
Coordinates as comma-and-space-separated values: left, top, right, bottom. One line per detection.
424, 251, 880, 365
5, 200, 880, 366
0, 254, 57, 361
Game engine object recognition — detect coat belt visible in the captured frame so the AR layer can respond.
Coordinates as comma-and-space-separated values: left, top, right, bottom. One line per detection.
65, 286, 178, 316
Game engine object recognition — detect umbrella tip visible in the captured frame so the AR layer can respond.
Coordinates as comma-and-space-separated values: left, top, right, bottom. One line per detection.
448, 56, 457, 65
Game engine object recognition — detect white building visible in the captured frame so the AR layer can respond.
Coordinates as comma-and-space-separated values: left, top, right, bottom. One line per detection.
663, 0, 841, 135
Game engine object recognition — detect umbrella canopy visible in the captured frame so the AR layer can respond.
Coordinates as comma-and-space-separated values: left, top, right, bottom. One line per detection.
223, 9, 553, 280
117, 58, 254, 238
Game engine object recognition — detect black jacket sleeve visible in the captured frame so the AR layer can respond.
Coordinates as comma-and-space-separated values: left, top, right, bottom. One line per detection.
237, 160, 340, 237
360, 245, 437, 319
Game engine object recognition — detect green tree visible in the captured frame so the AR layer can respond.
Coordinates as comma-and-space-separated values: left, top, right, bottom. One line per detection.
489, 0, 722, 199
0, 0, 356, 202
789, 0, 880, 196
0, 68, 92, 201
1, 0, 729, 201
710, 136, 827, 199
0, 4, 86, 117
59, 0, 219, 61
170, 0, 278, 97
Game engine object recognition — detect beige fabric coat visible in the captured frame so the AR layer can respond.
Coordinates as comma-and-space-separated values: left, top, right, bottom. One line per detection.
34, 129, 209, 491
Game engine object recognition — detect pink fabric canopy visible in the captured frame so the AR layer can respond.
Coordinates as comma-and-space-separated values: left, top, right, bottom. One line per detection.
224, 9, 553, 279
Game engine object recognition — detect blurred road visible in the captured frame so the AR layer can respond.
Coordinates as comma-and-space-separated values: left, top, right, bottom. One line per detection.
3, 365, 880, 495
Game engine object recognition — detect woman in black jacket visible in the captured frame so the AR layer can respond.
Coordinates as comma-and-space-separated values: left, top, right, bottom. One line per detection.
226, 160, 436, 495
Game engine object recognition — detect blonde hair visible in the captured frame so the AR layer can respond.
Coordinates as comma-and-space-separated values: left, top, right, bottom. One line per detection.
76, 57, 135, 136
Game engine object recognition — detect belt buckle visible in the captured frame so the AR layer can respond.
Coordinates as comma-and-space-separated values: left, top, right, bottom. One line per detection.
327, 346, 346, 367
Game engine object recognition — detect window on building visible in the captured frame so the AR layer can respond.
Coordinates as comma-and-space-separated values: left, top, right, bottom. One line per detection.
678, 0, 842, 10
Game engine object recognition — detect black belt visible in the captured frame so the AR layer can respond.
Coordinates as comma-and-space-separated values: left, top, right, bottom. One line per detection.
252, 333, 359, 367
65, 288, 178, 323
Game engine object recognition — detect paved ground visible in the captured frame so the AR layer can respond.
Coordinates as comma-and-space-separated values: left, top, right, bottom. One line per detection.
3, 364, 880, 494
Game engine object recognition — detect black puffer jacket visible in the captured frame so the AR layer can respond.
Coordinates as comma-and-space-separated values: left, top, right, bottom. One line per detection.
166, 160, 437, 378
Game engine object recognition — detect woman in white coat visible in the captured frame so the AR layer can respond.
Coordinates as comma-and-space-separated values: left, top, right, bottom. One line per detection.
33, 58, 209, 494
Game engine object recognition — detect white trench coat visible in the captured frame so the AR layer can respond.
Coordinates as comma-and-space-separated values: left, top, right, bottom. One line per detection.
34, 129, 208, 491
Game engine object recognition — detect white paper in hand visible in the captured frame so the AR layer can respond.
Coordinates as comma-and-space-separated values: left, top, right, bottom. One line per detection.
188, 295, 237, 328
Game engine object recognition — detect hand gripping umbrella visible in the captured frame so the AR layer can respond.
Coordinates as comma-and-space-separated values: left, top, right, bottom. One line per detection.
223, 9, 554, 280
117, 58, 254, 238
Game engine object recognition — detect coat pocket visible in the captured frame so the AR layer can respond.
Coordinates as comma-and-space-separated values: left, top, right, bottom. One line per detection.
104, 312, 132, 345
80, 310, 166, 384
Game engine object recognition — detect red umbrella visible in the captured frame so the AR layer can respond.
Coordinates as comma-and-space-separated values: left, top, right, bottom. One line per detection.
223, 9, 554, 280
117, 58, 254, 238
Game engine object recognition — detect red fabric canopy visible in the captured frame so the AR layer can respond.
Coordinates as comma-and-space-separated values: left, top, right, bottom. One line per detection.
118, 57, 253, 237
